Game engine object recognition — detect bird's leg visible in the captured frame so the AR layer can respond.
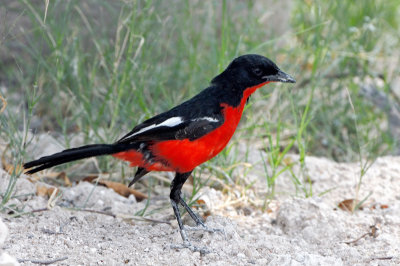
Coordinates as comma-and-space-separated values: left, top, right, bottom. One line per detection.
170, 198, 189, 243
169, 172, 191, 242
169, 172, 210, 254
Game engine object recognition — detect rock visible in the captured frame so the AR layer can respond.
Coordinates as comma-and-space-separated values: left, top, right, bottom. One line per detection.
0, 218, 19, 266
0, 218, 7, 248
0, 253, 20, 266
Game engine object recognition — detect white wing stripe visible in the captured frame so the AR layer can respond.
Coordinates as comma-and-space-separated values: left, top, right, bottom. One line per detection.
123, 116, 220, 140
126, 117, 183, 138
193, 117, 220, 123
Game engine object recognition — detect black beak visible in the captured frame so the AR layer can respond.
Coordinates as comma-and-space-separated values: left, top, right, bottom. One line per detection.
263, 70, 296, 83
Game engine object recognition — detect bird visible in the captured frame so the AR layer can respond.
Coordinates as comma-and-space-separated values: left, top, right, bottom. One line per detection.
23, 54, 295, 252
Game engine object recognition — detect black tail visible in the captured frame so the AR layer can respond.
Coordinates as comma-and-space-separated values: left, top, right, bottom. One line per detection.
24, 143, 134, 174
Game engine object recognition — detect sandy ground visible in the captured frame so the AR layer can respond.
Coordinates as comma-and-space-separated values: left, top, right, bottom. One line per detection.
1, 144, 400, 265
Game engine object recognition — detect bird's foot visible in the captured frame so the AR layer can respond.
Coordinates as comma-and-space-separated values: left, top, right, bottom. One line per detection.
185, 224, 225, 235
170, 241, 210, 255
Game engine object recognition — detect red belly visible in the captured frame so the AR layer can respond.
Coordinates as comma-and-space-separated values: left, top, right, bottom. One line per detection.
151, 103, 241, 172
113, 104, 242, 173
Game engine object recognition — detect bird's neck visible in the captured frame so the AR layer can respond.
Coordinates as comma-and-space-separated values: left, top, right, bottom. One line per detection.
243, 82, 268, 99
220, 81, 270, 129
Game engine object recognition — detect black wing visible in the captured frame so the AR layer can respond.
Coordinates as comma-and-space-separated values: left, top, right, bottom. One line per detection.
117, 115, 224, 144
116, 84, 229, 144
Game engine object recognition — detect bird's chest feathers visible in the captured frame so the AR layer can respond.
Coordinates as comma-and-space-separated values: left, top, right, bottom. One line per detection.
210, 81, 270, 147
220, 81, 269, 131
217, 83, 264, 137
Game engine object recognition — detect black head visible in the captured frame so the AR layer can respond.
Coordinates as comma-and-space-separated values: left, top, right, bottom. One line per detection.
212, 54, 295, 89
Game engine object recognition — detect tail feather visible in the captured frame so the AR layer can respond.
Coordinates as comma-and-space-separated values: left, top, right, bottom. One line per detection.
24, 143, 135, 174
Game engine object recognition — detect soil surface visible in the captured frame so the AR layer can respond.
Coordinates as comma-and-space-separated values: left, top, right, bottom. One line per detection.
1, 144, 400, 265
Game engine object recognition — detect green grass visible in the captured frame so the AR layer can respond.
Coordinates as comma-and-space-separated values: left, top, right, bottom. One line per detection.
1, 0, 399, 211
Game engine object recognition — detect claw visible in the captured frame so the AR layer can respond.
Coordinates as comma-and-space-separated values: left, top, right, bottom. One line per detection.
188, 225, 227, 240
185, 224, 224, 235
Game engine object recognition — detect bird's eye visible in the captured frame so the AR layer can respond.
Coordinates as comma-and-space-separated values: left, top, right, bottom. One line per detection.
253, 68, 262, 76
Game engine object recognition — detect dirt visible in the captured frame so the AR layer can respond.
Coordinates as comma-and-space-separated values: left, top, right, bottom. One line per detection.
1, 144, 400, 265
